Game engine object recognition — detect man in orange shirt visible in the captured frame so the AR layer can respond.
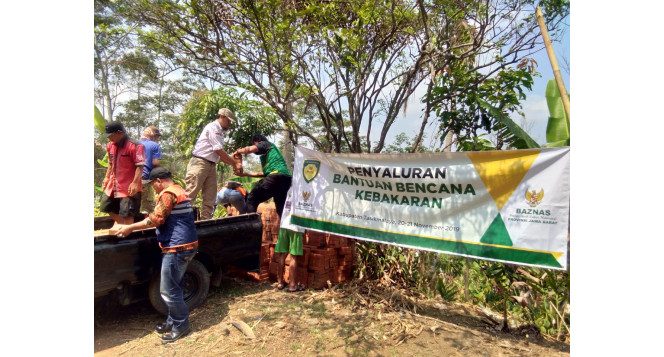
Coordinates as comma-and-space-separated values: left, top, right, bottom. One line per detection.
116, 167, 199, 343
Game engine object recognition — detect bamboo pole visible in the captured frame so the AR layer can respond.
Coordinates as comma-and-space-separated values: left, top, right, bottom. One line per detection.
536, 6, 570, 124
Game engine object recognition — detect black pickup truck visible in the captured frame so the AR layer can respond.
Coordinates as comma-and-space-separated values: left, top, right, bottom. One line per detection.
94, 213, 263, 315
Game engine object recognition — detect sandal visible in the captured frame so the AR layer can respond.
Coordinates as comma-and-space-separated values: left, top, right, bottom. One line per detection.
277, 283, 286, 290
287, 284, 306, 293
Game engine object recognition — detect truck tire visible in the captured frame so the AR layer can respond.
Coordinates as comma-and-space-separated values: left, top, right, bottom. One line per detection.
148, 259, 210, 316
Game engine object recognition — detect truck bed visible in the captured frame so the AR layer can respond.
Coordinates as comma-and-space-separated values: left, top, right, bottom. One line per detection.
94, 213, 263, 298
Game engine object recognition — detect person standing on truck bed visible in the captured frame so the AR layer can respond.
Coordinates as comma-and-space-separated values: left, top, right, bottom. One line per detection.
115, 167, 198, 343
101, 120, 145, 225
139, 126, 163, 214
233, 134, 292, 219
184, 108, 240, 220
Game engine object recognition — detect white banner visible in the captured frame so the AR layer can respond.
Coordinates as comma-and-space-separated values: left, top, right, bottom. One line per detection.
286, 146, 570, 270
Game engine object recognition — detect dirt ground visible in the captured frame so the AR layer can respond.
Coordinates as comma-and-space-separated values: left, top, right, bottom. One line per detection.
94, 277, 570, 356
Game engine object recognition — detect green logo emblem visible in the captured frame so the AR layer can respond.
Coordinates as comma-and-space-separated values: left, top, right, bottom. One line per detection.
302, 160, 320, 183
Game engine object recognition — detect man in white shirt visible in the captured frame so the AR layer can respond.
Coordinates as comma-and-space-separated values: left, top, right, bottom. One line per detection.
184, 108, 240, 220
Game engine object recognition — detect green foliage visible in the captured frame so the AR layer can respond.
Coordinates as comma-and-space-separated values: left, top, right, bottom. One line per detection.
97, 153, 109, 168
177, 87, 280, 158
94, 105, 107, 133
172, 175, 186, 189
430, 62, 538, 151
455, 134, 498, 152
436, 276, 459, 302
226, 176, 261, 193
382, 133, 429, 153
544, 79, 570, 147
95, 105, 109, 168
476, 99, 540, 149
354, 241, 570, 340
520, 266, 570, 336
94, 105, 110, 215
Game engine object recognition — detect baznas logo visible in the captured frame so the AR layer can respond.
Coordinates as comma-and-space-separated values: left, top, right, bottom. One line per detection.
302, 191, 311, 201
525, 188, 544, 207
303, 160, 320, 183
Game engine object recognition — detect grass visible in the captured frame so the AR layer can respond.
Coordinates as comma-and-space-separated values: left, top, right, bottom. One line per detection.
213, 306, 228, 316
216, 284, 246, 298
309, 301, 326, 318
347, 346, 369, 357
286, 300, 303, 311
290, 343, 300, 353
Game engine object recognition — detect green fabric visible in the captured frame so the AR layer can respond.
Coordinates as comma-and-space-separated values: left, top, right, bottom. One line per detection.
260, 142, 291, 176
291, 215, 563, 269
275, 228, 303, 255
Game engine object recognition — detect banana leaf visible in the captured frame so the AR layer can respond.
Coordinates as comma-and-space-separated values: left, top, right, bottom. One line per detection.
97, 153, 109, 168
544, 80, 570, 145
477, 99, 541, 149
94, 105, 107, 133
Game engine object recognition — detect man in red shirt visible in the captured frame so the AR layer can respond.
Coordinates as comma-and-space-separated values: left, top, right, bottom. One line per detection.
101, 120, 146, 225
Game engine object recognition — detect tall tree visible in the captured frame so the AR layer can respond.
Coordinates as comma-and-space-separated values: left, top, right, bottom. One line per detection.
94, 0, 137, 121
123, 0, 569, 153
417, 0, 569, 152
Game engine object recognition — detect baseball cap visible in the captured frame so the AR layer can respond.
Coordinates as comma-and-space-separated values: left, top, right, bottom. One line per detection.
218, 108, 236, 123
142, 167, 173, 184
103, 121, 126, 138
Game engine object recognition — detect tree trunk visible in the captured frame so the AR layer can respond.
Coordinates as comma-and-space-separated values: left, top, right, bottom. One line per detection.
281, 102, 294, 172
95, 47, 114, 122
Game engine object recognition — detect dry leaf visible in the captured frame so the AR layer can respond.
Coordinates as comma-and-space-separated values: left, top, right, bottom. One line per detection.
230, 321, 256, 339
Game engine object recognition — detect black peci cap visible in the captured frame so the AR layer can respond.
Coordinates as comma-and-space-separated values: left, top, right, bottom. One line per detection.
142, 167, 173, 184
103, 121, 126, 138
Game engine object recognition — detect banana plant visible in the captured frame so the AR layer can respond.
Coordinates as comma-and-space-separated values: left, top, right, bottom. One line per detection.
476, 78, 570, 149
94, 105, 107, 133
95, 105, 109, 168
477, 99, 541, 149
94, 105, 109, 197
95, 105, 108, 167
544, 79, 570, 147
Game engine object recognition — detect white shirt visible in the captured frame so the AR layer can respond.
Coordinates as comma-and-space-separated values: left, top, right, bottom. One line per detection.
191, 120, 226, 163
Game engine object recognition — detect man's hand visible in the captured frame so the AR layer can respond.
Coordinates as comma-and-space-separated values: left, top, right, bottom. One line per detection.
102, 177, 109, 189
128, 182, 140, 197
115, 224, 134, 238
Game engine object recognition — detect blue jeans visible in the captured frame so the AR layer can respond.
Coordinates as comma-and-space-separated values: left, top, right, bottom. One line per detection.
160, 249, 198, 332
216, 187, 247, 213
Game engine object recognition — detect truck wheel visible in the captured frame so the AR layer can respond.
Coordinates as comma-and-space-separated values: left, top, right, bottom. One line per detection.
148, 259, 210, 316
